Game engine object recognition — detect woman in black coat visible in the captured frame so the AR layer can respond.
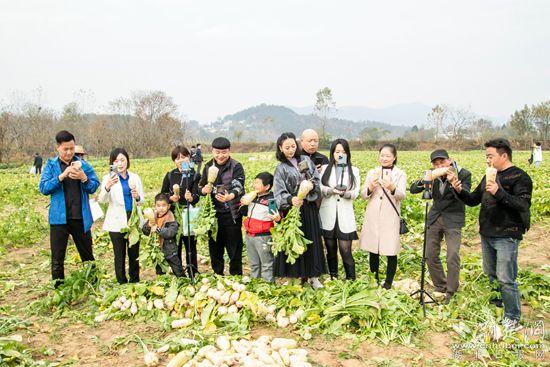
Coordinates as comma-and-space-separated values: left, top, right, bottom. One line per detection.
161, 145, 201, 277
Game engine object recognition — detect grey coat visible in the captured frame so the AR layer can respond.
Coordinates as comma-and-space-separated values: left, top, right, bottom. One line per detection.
273, 156, 320, 211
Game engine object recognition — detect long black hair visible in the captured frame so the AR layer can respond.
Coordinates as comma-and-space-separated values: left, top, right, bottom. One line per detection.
321, 138, 356, 190
275, 132, 302, 162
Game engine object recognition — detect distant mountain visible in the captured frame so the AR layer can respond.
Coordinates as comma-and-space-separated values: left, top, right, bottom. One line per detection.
290, 103, 508, 126
290, 103, 432, 127
202, 104, 410, 142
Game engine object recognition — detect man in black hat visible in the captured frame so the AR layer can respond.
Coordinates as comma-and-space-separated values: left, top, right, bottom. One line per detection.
409, 149, 471, 303
199, 137, 245, 275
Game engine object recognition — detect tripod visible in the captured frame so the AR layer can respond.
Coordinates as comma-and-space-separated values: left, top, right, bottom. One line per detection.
411, 183, 438, 317
182, 166, 196, 284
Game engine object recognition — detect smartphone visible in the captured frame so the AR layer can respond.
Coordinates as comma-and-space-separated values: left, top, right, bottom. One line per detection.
109, 164, 117, 177
268, 198, 278, 214
382, 169, 390, 181
216, 185, 227, 195
337, 155, 347, 165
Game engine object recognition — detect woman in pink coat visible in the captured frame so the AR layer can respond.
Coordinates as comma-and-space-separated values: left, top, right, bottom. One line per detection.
359, 144, 407, 289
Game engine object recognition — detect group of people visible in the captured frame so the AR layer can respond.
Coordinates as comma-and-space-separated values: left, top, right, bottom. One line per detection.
39, 129, 533, 331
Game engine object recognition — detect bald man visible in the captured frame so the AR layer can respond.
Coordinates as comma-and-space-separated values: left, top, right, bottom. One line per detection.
300, 129, 329, 171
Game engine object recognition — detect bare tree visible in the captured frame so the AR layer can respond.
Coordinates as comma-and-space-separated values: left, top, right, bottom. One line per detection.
426, 104, 447, 142
445, 105, 476, 146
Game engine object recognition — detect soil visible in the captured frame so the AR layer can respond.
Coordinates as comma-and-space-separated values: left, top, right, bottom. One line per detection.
1, 221, 548, 366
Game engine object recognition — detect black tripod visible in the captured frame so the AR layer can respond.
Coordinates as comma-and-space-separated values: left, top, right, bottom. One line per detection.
411, 181, 438, 317
182, 167, 196, 284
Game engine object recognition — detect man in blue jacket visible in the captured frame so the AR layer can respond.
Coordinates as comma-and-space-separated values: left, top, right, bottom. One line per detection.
39, 130, 100, 287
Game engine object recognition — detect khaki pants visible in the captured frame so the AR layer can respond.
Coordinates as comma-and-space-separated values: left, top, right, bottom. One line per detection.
425, 216, 462, 294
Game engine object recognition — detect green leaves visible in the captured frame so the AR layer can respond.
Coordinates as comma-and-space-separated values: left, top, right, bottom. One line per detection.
270, 206, 311, 264
122, 198, 141, 247
139, 232, 169, 273
194, 195, 218, 249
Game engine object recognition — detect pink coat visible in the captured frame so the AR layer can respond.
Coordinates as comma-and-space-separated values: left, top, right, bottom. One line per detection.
359, 166, 407, 256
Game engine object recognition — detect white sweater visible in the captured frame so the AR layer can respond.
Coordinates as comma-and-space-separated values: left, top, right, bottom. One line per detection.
98, 171, 145, 232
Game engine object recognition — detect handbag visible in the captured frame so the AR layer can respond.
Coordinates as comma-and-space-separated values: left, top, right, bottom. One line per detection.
89, 198, 104, 222
381, 187, 409, 234
181, 206, 201, 236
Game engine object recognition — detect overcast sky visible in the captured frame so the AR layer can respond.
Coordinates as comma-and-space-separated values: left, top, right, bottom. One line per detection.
1, 0, 549, 123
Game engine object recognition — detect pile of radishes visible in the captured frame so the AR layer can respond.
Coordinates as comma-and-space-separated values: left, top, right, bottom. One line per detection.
164, 335, 312, 367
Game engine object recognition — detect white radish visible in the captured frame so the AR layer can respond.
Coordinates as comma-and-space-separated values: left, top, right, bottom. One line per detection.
153, 299, 164, 310
216, 335, 231, 351
144, 351, 159, 366
271, 338, 297, 350
171, 318, 193, 329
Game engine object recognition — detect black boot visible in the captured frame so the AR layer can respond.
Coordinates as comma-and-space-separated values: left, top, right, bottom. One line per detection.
343, 260, 356, 280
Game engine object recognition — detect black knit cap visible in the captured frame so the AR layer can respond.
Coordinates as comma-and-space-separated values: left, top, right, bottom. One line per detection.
212, 137, 231, 149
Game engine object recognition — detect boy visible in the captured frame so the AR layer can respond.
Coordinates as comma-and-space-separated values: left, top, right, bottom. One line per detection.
240, 172, 280, 282
142, 193, 184, 277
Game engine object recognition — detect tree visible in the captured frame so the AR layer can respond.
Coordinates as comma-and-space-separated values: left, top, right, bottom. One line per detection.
532, 100, 550, 141
509, 105, 535, 138
470, 118, 494, 149
314, 87, 336, 143
426, 105, 446, 142
445, 105, 475, 146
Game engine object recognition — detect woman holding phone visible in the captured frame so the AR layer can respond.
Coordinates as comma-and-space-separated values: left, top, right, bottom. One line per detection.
319, 139, 360, 280
161, 145, 201, 277
359, 143, 407, 289
98, 148, 144, 284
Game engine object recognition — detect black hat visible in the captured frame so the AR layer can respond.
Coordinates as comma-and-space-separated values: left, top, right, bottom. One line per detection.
430, 149, 449, 162
212, 137, 231, 149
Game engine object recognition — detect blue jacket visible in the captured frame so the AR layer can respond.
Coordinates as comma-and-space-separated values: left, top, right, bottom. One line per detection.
39, 156, 100, 232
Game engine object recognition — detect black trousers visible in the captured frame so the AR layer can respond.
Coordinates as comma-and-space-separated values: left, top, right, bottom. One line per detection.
36, 165, 42, 174
209, 213, 243, 275
179, 235, 199, 276
50, 219, 95, 285
109, 231, 140, 284
369, 252, 397, 287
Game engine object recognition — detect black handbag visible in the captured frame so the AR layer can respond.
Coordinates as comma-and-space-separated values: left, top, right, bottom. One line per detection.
381, 187, 409, 235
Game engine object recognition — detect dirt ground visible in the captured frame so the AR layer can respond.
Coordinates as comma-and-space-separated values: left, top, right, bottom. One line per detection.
1, 220, 548, 367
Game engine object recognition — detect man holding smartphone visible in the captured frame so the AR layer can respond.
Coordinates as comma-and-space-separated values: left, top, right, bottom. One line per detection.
199, 137, 245, 275
39, 130, 100, 287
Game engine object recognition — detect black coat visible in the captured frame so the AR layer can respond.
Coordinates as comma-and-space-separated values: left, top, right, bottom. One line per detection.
161, 168, 201, 209
410, 166, 472, 228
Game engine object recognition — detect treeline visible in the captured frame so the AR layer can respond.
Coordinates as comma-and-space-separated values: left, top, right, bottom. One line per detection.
1, 89, 548, 163
0, 91, 195, 163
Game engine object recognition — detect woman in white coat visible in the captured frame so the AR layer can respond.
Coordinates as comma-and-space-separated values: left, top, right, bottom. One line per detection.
359, 143, 407, 289
98, 148, 144, 284
320, 139, 360, 280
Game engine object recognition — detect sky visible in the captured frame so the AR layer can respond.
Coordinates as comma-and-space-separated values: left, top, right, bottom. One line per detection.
0, 0, 549, 123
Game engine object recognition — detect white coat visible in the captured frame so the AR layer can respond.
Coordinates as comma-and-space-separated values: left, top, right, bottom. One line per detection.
319, 165, 361, 234
98, 171, 144, 233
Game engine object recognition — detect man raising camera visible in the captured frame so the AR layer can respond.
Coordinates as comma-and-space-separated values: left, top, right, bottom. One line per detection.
410, 149, 471, 304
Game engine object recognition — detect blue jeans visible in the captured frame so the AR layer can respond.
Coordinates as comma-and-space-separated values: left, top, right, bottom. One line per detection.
481, 236, 521, 322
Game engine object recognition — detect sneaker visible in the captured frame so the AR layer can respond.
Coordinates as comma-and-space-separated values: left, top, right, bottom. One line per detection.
445, 292, 454, 305
502, 318, 523, 332
309, 277, 324, 289
489, 297, 503, 308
